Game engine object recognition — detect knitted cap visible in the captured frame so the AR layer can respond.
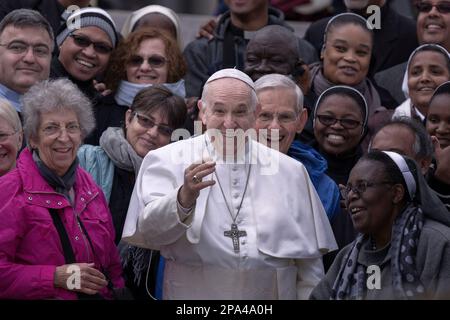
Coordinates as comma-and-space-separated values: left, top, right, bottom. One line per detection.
57, 7, 118, 48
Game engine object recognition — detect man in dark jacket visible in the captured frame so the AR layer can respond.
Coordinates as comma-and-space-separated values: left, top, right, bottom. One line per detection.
183, 0, 318, 98
304, 0, 418, 76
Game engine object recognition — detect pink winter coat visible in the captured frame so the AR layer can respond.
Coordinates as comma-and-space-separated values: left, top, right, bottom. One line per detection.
0, 148, 124, 299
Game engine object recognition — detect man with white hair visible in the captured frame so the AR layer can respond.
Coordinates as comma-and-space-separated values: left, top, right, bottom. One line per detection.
122, 68, 336, 300
254, 74, 341, 221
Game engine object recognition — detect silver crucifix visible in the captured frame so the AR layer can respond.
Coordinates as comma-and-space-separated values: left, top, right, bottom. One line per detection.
224, 223, 247, 253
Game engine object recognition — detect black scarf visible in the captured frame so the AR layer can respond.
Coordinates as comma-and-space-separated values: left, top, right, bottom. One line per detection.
32, 150, 78, 204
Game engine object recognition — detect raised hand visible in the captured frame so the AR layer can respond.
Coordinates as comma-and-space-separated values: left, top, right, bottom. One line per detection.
178, 160, 216, 208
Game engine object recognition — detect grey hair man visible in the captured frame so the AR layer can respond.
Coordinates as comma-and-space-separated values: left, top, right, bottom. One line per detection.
123, 68, 337, 300
0, 9, 54, 113
254, 73, 341, 222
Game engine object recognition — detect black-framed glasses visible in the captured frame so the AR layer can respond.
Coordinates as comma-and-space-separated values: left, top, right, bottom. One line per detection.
340, 181, 393, 200
415, 1, 450, 13
0, 40, 50, 57
127, 55, 166, 68
316, 114, 362, 129
0, 130, 18, 142
69, 34, 113, 54
134, 112, 174, 136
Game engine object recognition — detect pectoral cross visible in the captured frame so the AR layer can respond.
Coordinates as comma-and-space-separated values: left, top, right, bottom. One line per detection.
224, 223, 247, 253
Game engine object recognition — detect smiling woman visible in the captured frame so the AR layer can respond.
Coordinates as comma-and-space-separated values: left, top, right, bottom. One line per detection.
310, 150, 450, 300
104, 28, 187, 108
77, 85, 186, 300
0, 78, 125, 299
393, 44, 450, 121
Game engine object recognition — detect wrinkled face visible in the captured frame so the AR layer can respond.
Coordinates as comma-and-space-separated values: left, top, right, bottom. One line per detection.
427, 93, 450, 148
58, 26, 112, 81
244, 30, 298, 81
344, 0, 370, 9
314, 94, 364, 156
200, 78, 257, 156
0, 26, 52, 94
370, 125, 417, 159
0, 116, 22, 176
225, 0, 268, 15
31, 109, 82, 177
407, 50, 450, 110
417, 0, 450, 50
126, 38, 168, 85
255, 87, 306, 154
322, 24, 372, 86
346, 160, 399, 237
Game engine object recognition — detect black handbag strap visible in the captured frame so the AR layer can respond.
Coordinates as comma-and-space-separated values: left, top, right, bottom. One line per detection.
49, 208, 76, 264
49, 208, 105, 300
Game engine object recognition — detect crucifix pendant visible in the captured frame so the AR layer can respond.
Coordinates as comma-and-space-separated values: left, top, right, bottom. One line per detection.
224, 223, 247, 253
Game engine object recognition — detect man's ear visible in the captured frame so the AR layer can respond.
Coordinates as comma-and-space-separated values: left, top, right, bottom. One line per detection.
198, 99, 207, 125
292, 60, 305, 78
296, 108, 308, 133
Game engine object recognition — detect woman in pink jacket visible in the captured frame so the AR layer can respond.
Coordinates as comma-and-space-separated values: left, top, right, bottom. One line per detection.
0, 79, 124, 299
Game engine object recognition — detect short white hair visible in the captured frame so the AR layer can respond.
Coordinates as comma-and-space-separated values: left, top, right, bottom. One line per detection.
254, 74, 304, 113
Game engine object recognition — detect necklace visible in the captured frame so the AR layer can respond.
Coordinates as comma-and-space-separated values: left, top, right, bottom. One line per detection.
215, 164, 252, 254
204, 134, 252, 254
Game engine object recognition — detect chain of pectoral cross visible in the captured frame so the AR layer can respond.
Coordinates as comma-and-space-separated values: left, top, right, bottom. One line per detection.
215, 164, 252, 254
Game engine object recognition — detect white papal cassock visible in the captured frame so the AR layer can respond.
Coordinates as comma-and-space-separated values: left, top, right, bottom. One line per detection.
122, 134, 337, 300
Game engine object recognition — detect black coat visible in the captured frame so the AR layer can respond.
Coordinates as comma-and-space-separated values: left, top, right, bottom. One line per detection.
304, 2, 418, 76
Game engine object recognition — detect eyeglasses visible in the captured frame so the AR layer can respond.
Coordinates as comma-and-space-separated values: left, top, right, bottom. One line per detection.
42, 123, 81, 137
257, 111, 298, 124
69, 34, 113, 54
127, 55, 166, 68
134, 112, 174, 136
0, 130, 18, 143
415, 1, 450, 13
340, 181, 393, 201
0, 40, 50, 57
316, 114, 362, 129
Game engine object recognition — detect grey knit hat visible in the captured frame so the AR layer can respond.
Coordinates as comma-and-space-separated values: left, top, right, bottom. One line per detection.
56, 7, 118, 48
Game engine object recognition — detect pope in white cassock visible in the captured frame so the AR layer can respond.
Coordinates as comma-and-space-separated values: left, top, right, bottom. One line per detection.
122, 68, 337, 300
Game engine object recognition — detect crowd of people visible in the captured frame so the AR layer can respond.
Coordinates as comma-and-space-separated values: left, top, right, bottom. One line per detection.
0, 0, 449, 300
